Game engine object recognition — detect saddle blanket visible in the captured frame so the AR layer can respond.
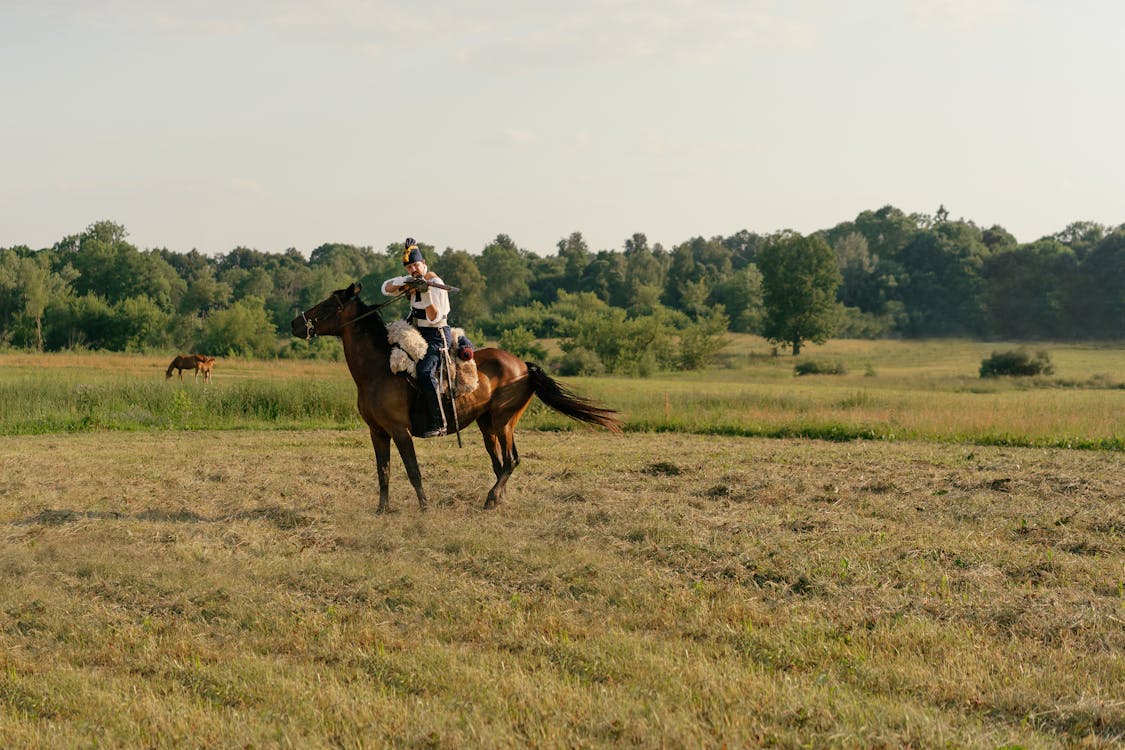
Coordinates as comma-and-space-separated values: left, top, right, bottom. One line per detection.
387, 321, 478, 396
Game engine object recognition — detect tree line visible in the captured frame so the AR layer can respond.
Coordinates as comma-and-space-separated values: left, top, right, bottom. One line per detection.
1, 206, 1122, 374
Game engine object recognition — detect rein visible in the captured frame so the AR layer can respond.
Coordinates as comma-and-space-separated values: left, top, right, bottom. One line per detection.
301, 292, 406, 340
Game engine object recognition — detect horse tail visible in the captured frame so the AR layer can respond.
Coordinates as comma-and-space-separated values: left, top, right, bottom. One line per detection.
526, 363, 622, 434
166, 358, 176, 379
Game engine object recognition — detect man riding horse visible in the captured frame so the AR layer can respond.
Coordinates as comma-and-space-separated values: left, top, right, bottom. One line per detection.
381, 238, 452, 438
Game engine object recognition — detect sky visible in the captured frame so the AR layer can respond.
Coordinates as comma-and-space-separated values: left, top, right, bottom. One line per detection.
3, 0, 1123, 258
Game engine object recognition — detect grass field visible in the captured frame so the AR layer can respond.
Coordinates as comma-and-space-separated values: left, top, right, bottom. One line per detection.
1, 339, 1123, 448
1, 431, 1122, 748
0, 341, 1123, 747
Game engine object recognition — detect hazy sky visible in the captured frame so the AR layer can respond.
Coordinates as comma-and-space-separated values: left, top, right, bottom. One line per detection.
3, 0, 1123, 257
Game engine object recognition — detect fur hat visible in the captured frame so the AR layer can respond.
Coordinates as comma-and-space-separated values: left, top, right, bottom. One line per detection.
402, 238, 423, 265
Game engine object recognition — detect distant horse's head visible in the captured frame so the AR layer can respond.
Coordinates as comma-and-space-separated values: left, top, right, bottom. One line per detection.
291, 283, 363, 340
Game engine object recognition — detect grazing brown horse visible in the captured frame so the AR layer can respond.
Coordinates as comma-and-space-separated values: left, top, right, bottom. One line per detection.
291, 283, 622, 512
166, 354, 216, 383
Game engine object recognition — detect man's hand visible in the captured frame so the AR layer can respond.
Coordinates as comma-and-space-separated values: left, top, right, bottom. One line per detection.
403, 276, 430, 293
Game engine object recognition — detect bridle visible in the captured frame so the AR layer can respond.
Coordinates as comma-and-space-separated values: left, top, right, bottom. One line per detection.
300, 291, 406, 341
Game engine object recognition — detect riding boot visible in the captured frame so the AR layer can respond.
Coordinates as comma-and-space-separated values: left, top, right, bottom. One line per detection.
420, 387, 446, 438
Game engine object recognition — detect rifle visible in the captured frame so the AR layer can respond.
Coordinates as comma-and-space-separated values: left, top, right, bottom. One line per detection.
404, 277, 461, 294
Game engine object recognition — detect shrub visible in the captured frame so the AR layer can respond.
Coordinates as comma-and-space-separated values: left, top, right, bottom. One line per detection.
498, 325, 547, 361
555, 346, 604, 376
559, 307, 675, 376
979, 348, 1054, 377
201, 297, 278, 358
678, 308, 730, 370
794, 359, 847, 376
277, 337, 343, 361
482, 302, 555, 338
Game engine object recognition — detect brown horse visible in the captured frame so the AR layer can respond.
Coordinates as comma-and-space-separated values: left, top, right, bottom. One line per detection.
291, 283, 622, 512
166, 354, 216, 383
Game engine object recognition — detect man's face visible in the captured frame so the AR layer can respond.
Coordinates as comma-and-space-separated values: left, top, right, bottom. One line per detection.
405, 260, 426, 277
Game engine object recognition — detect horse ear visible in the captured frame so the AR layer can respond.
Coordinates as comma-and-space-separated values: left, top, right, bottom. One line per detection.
347, 282, 361, 298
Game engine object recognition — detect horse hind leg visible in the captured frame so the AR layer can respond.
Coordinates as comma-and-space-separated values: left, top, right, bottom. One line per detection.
481, 424, 519, 510
476, 414, 504, 508
481, 429, 504, 509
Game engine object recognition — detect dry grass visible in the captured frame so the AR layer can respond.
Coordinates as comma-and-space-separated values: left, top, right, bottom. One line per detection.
1, 430, 1122, 748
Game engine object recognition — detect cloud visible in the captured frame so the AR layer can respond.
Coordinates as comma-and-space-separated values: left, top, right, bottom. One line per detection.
504, 128, 538, 146
905, 0, 1019, 33
452, 0, 817, 71
228, 177, 266, 195
21, 0, 817, 67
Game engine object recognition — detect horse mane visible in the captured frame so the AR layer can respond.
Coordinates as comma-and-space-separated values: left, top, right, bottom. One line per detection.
351, 296, 391, 349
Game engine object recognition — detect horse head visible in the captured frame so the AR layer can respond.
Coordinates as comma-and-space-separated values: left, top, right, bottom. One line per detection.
291, 282, 363, 340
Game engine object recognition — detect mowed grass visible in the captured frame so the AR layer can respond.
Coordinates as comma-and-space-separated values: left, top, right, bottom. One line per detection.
1, 340, 1123, 449
1, 430, 1122, 748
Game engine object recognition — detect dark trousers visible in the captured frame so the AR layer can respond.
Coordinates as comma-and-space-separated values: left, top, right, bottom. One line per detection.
416, 326, 451, 428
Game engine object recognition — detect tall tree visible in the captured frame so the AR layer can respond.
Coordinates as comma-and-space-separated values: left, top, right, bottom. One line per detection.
556, 232, 591, 293
179, 266, 233, 319
438, 249, 488, 326
1053, 221, 1107, 260
477, 234, 532, 314
895, 222, 989, 337
853, 205, 920, 260
981, 225, 1018, 253
0, 249, 23, 343
662, 236, 730, 311
526, 251, 567, 305
984, 240, 1076, 339
834, 231, 880, 311
1069, 229, 1125, 338
757, 231, 842, 355
61, 222, 183, 311
580, 251, 627, 307
623, 233, 668, 310
710, 265, 764, 333
308, 243, 382, 280
16, 254, 76, 351
723, 229, 764, 269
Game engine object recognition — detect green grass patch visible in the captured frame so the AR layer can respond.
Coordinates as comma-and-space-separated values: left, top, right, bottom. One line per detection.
0, 375, 359, 434
1, 342, 1123, 451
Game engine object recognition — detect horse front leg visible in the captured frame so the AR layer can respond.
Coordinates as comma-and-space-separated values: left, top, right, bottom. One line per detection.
369, 427, 393, 514
391, 430, 429, 512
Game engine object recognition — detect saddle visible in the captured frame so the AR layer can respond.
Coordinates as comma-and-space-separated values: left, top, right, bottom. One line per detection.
386, 321, 478, 397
